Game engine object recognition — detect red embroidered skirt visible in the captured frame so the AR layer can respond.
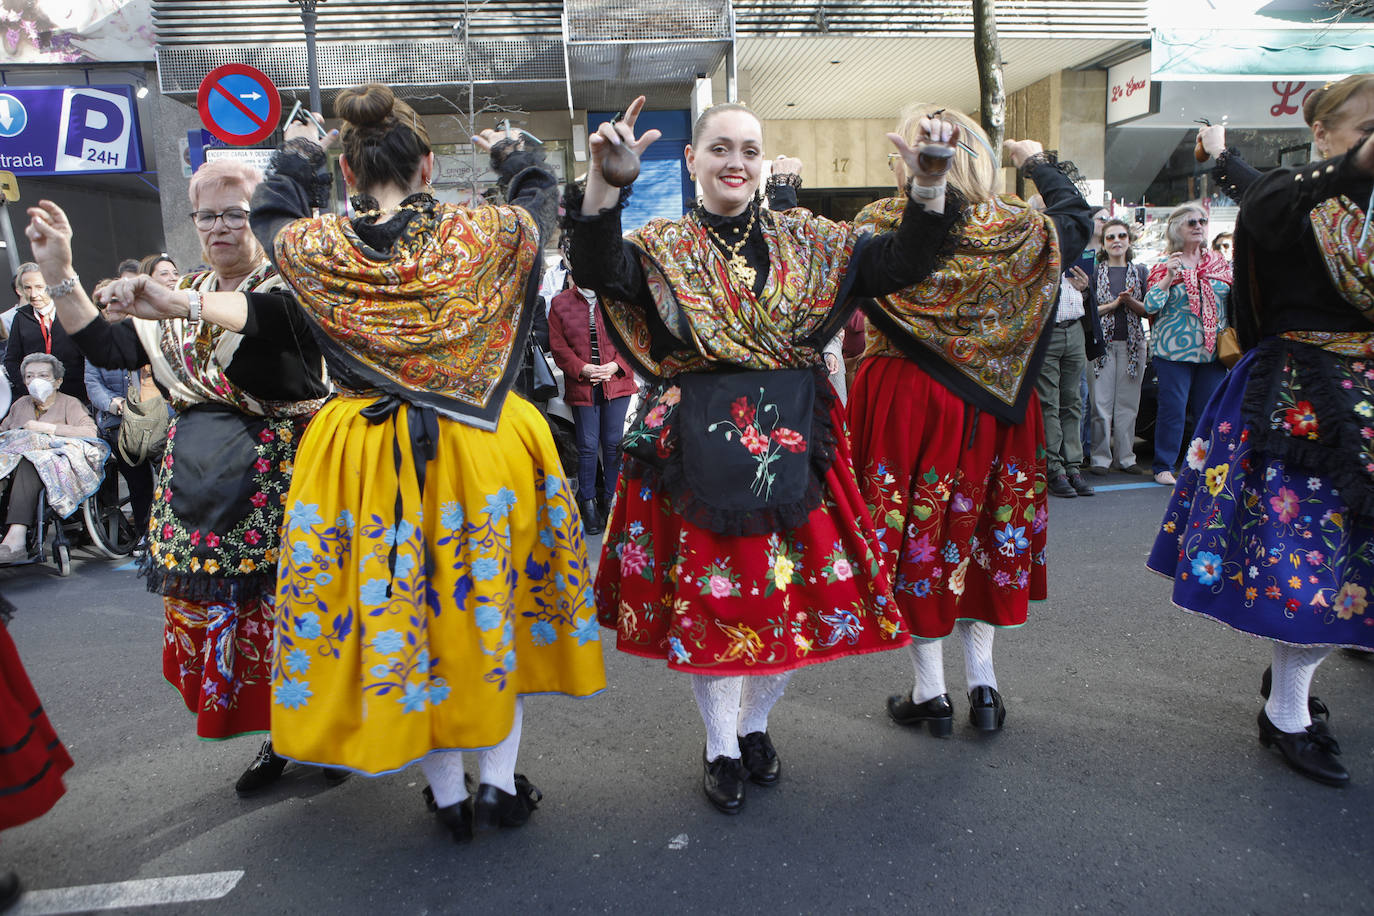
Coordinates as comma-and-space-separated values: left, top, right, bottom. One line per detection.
847, 356, 1048, 639
163, 593, 274, 739
0, 621, 72, 830
596, 397, 910, 674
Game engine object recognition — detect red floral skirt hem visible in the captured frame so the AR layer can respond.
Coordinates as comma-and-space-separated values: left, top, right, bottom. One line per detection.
595, 398, 910, 674
848, 357, 1049, 639
0, 623, 73, 830
163, 594, 274, 739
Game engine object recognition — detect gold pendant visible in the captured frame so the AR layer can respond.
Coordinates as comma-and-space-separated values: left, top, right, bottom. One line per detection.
729, 254, 756, 288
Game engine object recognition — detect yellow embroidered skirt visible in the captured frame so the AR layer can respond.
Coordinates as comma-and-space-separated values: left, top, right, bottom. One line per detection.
270, 394, 606, 775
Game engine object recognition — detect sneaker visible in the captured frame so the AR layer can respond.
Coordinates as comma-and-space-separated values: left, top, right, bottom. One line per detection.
1068, 472, 1095, 496
1154, 470, 1177, 486
1048, 474, 1077, 498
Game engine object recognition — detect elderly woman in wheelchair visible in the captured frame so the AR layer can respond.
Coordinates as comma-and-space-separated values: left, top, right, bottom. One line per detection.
0, 352, 100, 564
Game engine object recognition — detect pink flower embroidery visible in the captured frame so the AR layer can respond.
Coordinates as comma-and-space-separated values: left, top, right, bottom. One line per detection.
740, 425, 769, 456
708, 574, 733, 598
620, 542, 649, 576
1269, 487, 1299, 524
644, 404, 668, 429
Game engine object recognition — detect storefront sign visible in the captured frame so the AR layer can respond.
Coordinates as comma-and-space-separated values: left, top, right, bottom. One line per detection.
1124, 80, 1318, 129
1107, 53, 1158, 125
0, 85, 144, 176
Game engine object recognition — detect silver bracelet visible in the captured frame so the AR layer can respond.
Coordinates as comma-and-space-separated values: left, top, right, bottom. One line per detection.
185, 288, 202, 323
46, 275, 79, 298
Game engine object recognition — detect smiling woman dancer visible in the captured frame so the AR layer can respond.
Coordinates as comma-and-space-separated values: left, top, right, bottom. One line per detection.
566, 96, 962, 815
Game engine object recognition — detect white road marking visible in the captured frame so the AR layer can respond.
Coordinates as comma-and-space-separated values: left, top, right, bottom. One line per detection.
12, 870, 243, 915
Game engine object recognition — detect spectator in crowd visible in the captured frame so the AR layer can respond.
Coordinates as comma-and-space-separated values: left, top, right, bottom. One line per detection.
1144, 202, 1232, 486
116, 258, 141, 279
1087, 218, 1150, 475
548, 283, 637, 535
1036, 260, 1097, 498
3, 263, 85, 405
139, 253, 179, 290
1211, 232, 1233, 261
0, 353, 99, 563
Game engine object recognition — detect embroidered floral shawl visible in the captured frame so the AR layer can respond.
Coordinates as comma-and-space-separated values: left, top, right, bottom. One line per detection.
1146, 249, 1233, 355
274, 203, 540, 430
856, 194, 1060, 423
133, 263, 324, 419
602, 208, 858, 377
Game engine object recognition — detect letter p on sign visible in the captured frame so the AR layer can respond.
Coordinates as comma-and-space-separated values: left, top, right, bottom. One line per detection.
56, 88, 132, 172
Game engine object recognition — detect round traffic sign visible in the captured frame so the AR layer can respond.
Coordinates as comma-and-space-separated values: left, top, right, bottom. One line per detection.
0, 93, 28, 139
197, 63, 282, 147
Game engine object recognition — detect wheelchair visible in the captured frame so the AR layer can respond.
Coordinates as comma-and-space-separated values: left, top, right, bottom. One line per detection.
0, 444, 142, 576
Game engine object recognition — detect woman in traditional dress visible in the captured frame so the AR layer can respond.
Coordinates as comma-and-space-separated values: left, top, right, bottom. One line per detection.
566, 96, 960, 815
23, 160, 334, 796
1148, 74, 1374, 786
0, 591, 73, 910
251, 84, 605, 842
847, 105, 1092, 737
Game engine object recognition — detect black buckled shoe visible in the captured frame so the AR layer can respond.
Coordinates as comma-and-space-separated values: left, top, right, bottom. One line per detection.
435, 796, 475, 843
235, 739, 289, 796
1047, 474, 1077, 498
739, 731, 781, 786
1257, 709, 1349, 787
887, 692, 954, 737
0, 870, 20, 912
968, 686, 1006, 732
473, 774, 542, 829
1260, 665, 1330, 721
702, 752, 746, 815
1068, 472, 1095, 496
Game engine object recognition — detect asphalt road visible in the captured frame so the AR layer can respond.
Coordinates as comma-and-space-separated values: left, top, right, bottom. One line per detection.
3, 475, 1372, 915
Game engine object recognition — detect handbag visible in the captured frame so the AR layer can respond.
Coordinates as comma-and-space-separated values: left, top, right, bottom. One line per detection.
528, 338, 560, 402
117, 380, 170, 465
1217, 326, 1243, 369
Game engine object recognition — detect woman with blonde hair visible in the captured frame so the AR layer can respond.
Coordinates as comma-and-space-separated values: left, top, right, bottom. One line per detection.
848, 103, 1093, 736
1143, 201, 1232, 486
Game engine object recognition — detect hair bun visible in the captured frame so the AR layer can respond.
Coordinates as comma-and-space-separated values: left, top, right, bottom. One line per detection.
336, 83, 396, 128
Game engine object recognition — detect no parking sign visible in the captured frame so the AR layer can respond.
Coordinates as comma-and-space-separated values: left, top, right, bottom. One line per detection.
197, 63, 282, 147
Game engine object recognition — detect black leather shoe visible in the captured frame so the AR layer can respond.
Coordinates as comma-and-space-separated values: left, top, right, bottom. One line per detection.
579, 498, 604, 537
1260, 665, 1330, 720
739, 731, 781, 786
434, 796, 475, 843
886, 692, 954, 737
598, 493, 613, 521
702, 752, 746, 815
473, 775, 542, 829
0, 870, 20, 912
968, 686, 1006, 732
321, 766, 351, 786
1068, 472, 1095, 496
1257, 709, 1349, 787
1048, 474, 1077, 498
235, 739, 289, 796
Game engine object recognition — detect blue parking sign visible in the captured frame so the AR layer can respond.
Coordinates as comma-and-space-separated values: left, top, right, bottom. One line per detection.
0, 85, 144, 176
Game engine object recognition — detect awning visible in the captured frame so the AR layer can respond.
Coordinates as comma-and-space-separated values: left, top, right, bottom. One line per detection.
1152, 26, 1374, 80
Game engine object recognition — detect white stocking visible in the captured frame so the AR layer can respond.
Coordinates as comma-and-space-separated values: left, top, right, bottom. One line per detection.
908, 639, 947, 703
738, 672, 793, 736
419, 750, 468, 809
958, 620, 998, 691
691, 674, 743, 760
1264, 643, 1331, 733
476, 698, 523, 795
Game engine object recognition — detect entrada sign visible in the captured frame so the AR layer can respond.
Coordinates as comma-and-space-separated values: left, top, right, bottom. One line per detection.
0, 85, 144, 176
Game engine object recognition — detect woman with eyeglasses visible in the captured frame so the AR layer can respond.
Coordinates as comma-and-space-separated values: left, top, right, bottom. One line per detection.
1143, 203, 1232, 486
1148, 73, 1374, 787
1086, 218, 1150, 475
22, 158, 336, 797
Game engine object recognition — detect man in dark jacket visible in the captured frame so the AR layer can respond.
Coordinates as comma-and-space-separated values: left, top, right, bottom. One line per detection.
4, 263, 85, 403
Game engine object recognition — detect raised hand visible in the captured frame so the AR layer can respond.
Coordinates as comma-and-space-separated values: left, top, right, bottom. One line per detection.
97, 275, 188, 322
887, 115, 960, 188
1198, 124, 1226, 160
23, 200, 75, 280
583, 96, 662, 210
772, 155, 803, 177
285, 112, 339, 151
1003, 139, 1044, 171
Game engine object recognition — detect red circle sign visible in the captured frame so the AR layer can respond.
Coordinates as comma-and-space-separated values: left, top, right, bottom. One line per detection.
197, 63, 282, 147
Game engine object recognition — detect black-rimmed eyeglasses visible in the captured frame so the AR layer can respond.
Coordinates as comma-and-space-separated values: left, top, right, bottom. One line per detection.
191, 208, 250, 230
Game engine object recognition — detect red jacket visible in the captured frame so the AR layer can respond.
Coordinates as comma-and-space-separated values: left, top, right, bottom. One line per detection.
548, 288, 638, 405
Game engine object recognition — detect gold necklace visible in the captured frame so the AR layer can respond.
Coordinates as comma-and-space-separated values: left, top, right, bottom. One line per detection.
353, 201, 430, 221
702, 205, 758, 288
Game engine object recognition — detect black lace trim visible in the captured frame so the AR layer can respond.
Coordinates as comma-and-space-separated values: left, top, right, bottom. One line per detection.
139, 563, 279, 605
1020, 151, 1092, 201
624, 365, 840, 536
1213, 148, 1247, 202
765, 173, 802, 191
559, 181, 634, 229
270, 138, 332, 211
1242, 337, 1374, 521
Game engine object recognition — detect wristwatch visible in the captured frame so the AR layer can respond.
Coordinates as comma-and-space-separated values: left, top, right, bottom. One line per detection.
185, 288, 202, 323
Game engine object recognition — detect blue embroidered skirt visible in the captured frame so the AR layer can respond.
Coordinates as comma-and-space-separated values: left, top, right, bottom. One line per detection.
1147, 350, 1374, 649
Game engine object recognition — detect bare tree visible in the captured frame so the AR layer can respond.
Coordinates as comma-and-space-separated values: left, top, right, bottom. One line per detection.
972, 0, 1005, 154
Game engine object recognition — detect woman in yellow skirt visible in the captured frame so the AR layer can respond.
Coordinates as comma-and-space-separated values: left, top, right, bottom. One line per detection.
251, 84, 606, 842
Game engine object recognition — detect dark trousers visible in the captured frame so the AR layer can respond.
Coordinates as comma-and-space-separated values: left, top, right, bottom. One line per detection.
573, 391, 631, 503
5, 460, 42, 526
115, 451, 155, 532
1152, 357, 1228, 473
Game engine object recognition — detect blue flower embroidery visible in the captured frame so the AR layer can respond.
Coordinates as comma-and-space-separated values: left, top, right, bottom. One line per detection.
296, 612, 321, 640
994, 524, 1030, 555
544, 475, 562, 500
503, 650, 516, 671
398, 681, 427, 713
336, 509, 355, 531
394, 553, 415, 580
415, 649, 430, 672
289, 501, 323, 532
484, 488, 517, 521
1192, 551, 1223, 586
275, 678, 313, 709
628, 521, 645, 537
369, 664, 391, 678
474, 606, 503, 631
547, 505, 568, 528
429, 682, 451, 705
359, 578, 390, 606
942, 541, 960, 563
912, 579, 931, 597
284, 648, 311, 674
471, 557, 501, 581
317, 571, 333, 586
538, 528, 555, 548
572, 615, 600, 645
531, 620, 557, 645
384, 520, 416, 547
291, 541, 314, 567
554, 572, 568, 592
372, 629, 403, 655
440, 501, 465, 531
669, 636, 690, 664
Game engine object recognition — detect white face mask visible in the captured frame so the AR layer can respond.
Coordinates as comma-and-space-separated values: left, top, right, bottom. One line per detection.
26, 378, 54, 402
